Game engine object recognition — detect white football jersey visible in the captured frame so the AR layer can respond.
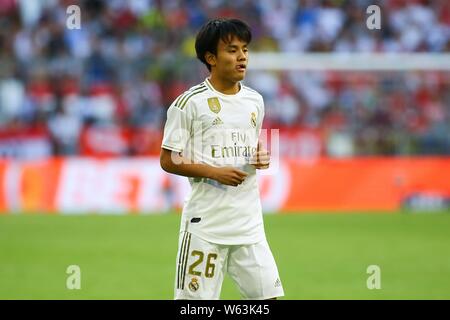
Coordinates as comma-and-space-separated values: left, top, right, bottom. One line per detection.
162, 78, 266, 245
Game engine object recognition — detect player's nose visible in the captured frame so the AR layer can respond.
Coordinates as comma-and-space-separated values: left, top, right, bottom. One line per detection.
237, 50, 247, 60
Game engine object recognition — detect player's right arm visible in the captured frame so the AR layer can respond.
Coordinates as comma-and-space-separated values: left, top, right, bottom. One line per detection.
160, 149, 248, 187
160, 100, 247, 187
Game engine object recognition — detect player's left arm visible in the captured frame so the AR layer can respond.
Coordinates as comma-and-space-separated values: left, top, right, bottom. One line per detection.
251, 141, 270, 169
251, 96, 270, 170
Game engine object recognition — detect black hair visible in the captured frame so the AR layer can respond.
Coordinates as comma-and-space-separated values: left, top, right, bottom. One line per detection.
195, 18, 252, 71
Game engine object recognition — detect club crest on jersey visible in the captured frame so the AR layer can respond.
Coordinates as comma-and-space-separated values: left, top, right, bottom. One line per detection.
188, 277, 200, 292
207, 97, 221, 114
251, 112, 257, 128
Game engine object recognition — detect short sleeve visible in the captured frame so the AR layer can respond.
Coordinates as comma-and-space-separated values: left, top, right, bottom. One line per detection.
161, 102, 193, 153
256, 96, 265, 134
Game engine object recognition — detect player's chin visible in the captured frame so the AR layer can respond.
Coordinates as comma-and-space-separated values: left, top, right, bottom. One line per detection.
234, 71, 246, 81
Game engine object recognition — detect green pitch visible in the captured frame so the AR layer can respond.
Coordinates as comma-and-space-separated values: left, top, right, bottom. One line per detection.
1, 212, 450, 300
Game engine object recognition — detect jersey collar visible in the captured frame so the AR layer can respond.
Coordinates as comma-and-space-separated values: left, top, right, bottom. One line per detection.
204, 78, 243, 98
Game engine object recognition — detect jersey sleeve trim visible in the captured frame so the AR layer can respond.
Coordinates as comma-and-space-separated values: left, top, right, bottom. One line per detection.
175, 84, 206, 109
179, 87, 208, 110
161, 144, 183, 153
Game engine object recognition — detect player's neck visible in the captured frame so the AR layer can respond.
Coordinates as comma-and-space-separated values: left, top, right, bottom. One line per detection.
208, 74, 241, 95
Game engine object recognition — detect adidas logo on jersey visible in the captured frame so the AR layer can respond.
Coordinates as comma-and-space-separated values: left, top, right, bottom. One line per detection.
274, 278, 282, 288
212, 117, 224, 126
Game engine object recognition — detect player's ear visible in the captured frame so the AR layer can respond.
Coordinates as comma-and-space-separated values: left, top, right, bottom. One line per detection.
205, 52, 216, 68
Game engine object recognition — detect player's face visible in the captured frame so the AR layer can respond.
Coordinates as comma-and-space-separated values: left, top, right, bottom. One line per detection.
214, 36, 248, 82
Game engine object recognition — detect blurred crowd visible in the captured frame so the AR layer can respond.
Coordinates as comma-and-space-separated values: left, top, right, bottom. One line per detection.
0, 0, 449, 158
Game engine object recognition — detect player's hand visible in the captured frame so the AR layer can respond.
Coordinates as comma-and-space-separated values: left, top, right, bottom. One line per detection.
250, 143, 270, 170
210, 167, 249, 187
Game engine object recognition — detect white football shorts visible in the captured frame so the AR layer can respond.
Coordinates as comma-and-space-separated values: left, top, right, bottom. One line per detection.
174, 231, 284, 300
